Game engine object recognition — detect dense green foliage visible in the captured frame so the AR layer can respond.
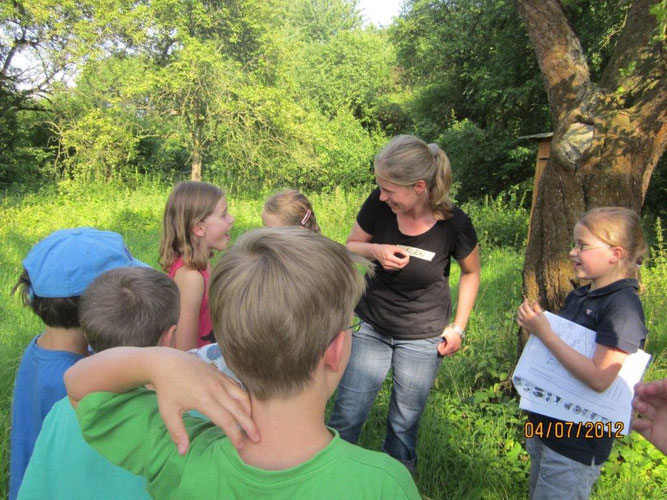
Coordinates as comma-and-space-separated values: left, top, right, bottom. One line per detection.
1, 183, 665, 498
1, 0, 394, 189
3, 0, 661, 212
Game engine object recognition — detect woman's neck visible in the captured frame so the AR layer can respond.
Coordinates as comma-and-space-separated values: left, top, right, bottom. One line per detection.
403, 197, 432, 218
398, 201, 437, 236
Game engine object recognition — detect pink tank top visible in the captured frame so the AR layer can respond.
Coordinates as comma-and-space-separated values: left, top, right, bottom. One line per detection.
168, 256, 213, 348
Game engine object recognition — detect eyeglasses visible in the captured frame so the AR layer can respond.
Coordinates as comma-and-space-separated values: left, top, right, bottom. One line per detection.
571, 242, 610, 252
347, 316, 362, 333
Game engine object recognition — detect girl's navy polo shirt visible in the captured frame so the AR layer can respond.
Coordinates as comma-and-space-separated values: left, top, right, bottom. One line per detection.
528, 278, 647, 466
559, 278, 646, 353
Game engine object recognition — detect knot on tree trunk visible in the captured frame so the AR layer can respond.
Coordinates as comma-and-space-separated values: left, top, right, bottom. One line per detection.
553, 121, 595, 170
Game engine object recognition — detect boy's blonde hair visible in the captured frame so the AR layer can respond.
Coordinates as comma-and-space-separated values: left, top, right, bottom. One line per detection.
578, 207, 648, 277
263, 190, 320, 233
209, 227, 368, 400
374, 135, 453, 220
159, 181, 224, 271
80, 267, 180, 353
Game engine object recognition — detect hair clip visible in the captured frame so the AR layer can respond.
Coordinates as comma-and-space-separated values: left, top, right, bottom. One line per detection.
301, 209, 311, 226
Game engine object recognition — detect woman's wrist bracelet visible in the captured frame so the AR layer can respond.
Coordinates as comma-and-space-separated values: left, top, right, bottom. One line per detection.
449, 324, 465, 339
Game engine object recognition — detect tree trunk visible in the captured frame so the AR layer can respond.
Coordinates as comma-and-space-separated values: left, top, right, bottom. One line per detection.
189, 108, 206, 181
190, 116, 203, 181
514, 0, 666, 348
191, 147, 202, 181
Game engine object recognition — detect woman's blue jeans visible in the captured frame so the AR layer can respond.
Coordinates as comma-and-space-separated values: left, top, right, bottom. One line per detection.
328, 320, 443, 471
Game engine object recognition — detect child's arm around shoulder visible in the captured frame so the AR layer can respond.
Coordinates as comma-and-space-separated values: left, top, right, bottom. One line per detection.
172, 266, 206, 351
66, 347, 155, 406
65, 347, 259, 452
517, 299, 628, 392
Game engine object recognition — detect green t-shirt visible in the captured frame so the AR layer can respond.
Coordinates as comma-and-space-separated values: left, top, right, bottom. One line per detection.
76, 388, 420, 499
18, 397, 149, 500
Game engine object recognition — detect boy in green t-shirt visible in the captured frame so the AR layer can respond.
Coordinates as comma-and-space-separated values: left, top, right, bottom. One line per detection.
65, 227, 420, 499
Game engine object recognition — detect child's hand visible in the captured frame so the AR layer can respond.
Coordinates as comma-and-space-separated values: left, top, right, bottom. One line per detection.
632, 379, 667, 455
517, 298, 551, 340
149, 350, 260, 454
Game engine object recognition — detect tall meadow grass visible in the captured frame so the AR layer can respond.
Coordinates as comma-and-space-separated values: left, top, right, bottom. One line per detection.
1, 181, 664, 499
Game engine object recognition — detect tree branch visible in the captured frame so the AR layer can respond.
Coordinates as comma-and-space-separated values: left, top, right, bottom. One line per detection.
513, 0, 591, 122
600, 0, 665, 94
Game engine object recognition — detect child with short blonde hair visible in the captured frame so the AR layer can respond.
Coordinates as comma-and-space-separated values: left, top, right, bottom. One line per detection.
518, 207, 648, 499
159, 181, 234, 350
66, 228, 420, 499
262, 189, 320, 233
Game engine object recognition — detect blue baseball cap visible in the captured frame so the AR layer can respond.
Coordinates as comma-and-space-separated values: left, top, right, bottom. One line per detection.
23, 227, 149, 298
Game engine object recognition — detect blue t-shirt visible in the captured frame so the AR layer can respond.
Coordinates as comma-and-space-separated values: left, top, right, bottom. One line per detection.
18, 397, 149, 500
528, 278, 648, 465
9, 336, 86, 500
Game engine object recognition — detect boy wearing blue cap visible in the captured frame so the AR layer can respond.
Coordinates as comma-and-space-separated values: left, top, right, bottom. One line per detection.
9, 227, 147, 500
18, 266, 179, 500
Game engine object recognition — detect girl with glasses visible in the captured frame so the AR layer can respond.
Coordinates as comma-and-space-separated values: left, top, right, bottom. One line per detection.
517, 207, 649, 499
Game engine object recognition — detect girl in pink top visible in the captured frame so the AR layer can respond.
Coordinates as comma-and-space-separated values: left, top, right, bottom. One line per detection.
159, 182, 234, 350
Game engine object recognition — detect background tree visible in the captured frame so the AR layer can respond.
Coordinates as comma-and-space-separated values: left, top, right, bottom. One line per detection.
151, 41, 245, 181
390, 0, 550, 201
515, 0, 666, 341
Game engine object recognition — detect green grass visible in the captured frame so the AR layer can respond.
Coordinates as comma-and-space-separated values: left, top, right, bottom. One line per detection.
1, 182, 665, 499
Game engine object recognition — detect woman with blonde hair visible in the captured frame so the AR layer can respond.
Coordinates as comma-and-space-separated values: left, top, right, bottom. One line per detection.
329, 135, 481, 471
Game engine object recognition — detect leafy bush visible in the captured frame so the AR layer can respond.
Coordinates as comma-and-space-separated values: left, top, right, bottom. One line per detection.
208, 90, 384, 192
462, 187, 530, 251
437, 118, 536, 203
0, 106, 55, 188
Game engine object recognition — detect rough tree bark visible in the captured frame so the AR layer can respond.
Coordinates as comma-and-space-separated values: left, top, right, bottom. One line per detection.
514, 0, 666, 348
186, 107, 205, 182
191, 147, 203, 182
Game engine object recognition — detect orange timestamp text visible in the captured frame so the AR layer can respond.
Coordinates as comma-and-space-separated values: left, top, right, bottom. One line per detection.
524, 421, 624, 439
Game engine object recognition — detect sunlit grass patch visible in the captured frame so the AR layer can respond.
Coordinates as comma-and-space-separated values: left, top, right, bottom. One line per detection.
1, 182, 664, 499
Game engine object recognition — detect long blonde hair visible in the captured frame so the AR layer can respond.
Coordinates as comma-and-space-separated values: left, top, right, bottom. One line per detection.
263, 190, 321, 233
374, 135, 453, 220
578, 207, 648, 278
159, 181, 224, 271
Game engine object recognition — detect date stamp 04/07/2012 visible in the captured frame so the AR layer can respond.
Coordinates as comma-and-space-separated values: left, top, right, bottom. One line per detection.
523, 421, 625, 439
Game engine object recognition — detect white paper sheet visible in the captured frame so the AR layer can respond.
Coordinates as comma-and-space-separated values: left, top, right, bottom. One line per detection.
512, 312, 650, 434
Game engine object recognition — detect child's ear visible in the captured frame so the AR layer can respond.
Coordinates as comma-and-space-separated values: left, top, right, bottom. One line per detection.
610, 246, 624, 263
323, 330, 347, 373
157, 325, 178, 348
192, 222, 205, 238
